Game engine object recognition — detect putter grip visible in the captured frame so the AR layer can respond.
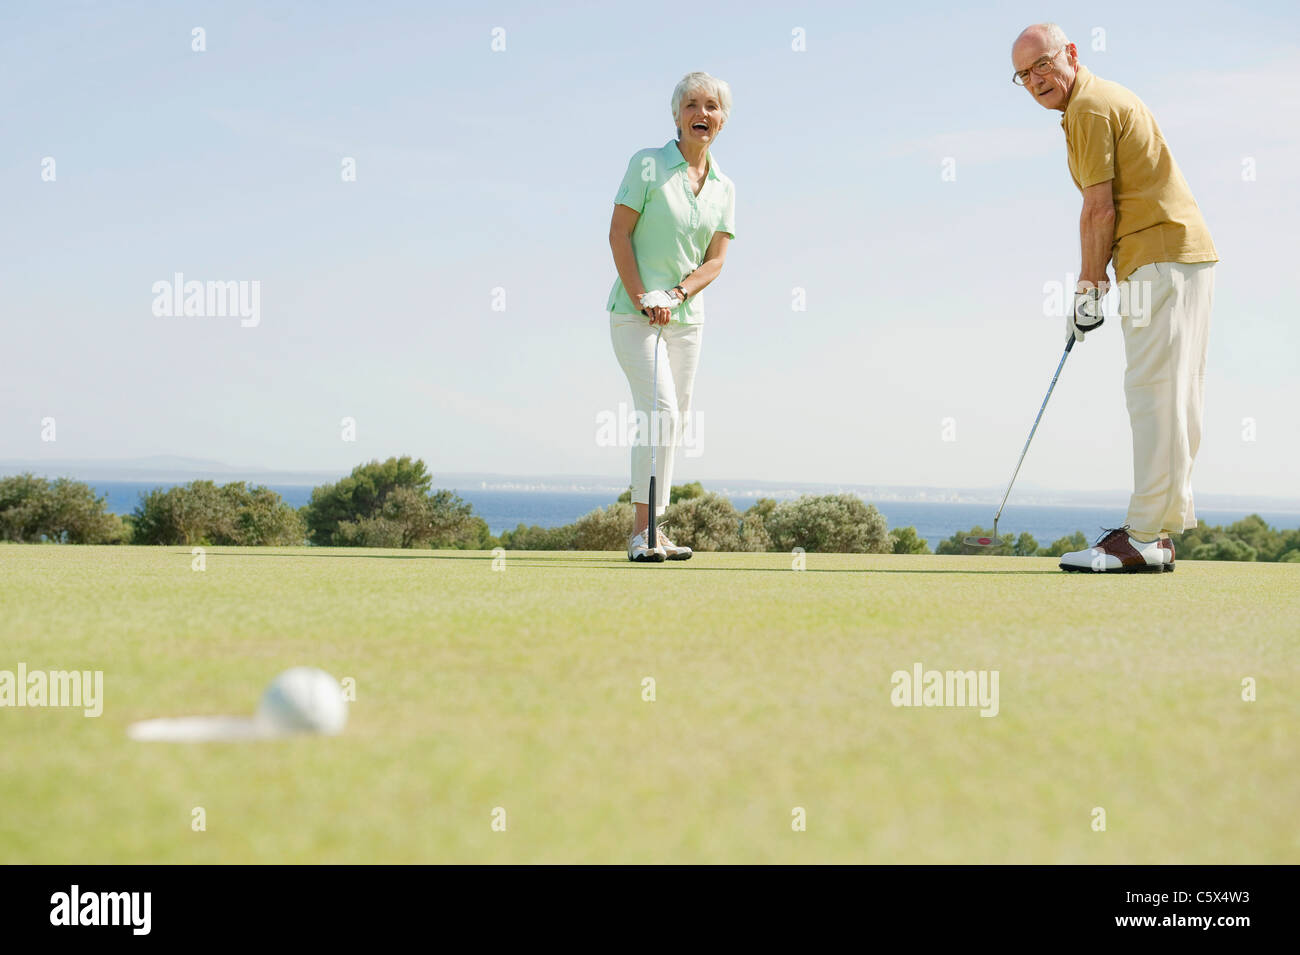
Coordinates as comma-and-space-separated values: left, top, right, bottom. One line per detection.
647, 477, 656, 546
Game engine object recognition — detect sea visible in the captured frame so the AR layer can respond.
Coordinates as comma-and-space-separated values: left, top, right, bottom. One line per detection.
88, 481, 1300, 552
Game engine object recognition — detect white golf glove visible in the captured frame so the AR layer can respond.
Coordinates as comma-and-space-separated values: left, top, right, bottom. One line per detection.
1069, 287, 1106, 342
639, 289, 678, 310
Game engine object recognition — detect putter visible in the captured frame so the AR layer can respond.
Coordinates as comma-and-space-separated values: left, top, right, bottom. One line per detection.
966, 334, 1076, 549
647, 323, 663, 550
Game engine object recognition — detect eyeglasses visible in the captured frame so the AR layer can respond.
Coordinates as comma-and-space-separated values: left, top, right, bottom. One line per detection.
1012, 47, 1065, 86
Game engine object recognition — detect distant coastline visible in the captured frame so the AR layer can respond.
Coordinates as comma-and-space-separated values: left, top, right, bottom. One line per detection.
3, 456, 1298, 514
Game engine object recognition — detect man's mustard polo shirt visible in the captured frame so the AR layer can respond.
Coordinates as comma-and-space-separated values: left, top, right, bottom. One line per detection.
1061, 65, 1217, 282
607, 139, 736, 324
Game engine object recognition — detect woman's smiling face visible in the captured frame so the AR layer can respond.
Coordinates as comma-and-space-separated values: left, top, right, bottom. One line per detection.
677, 89, 724, 145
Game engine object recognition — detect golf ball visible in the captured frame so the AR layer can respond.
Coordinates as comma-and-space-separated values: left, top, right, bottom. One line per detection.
257, 667, 347, 735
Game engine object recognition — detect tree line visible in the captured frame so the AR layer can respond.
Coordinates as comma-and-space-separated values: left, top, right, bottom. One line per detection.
0, 457, 491, 549
2, 459, 1297, 560
500, 482, 908, 554
934, 516, 1300, 562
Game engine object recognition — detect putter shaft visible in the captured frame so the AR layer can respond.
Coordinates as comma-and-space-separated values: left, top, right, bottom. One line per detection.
648, 324, 663, 548
993, 335, 1076, 530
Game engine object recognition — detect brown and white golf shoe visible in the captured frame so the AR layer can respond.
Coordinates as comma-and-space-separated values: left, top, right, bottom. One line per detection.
1059, 527, 1175, 573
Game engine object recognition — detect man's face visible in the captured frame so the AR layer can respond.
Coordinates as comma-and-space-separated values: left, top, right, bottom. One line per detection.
1013, 39, 1078, 111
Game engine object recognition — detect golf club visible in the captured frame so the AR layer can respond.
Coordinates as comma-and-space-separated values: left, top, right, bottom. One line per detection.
966, 334, 1076, 549
648, 323, 663, 550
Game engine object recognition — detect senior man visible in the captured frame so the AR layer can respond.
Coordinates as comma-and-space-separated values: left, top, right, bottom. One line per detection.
1012, 23, 1218, 573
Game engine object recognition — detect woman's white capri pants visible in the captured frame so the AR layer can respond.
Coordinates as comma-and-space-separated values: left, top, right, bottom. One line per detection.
609, 312, 703, 519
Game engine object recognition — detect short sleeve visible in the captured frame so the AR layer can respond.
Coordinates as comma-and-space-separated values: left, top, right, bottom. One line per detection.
1069, 112, 1115, 189
613, 153, 652, 213
719, 183, 736, 239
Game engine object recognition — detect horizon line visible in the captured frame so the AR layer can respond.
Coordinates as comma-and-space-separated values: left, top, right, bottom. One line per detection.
2, 456, 1299, 510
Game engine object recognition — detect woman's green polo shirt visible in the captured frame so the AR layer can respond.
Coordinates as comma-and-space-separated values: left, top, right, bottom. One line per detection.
606, 139, 736, 325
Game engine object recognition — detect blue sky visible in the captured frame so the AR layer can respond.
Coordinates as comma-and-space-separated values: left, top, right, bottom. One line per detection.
3, 0, 1298, 498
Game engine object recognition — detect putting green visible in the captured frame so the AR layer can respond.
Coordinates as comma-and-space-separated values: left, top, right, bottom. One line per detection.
1, 545, 1296, 863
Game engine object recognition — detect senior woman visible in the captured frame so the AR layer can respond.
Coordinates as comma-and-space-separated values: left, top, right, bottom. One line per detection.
607, 71, 736, 563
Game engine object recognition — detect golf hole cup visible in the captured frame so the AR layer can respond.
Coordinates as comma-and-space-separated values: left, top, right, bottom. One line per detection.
256, 667, 348, 735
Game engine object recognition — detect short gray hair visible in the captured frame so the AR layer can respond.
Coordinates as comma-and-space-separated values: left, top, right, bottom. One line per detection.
670, 72, 732, 135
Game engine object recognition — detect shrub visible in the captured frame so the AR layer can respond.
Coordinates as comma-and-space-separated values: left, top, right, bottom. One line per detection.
1173, 515, 1298, 562
662, 492, 744, 551
1223, 515, 1279, 560
304, 456, 433, 546
738, 516, 773, 552
131, 481, 303, 545
457, 516, 499, 550
232, 485, 305, 545
500, 522, 579, 550
573, 503, 635, 550
132, 481, 230, 545
303, 457, 485, 548
1189, 537, 1257, 562
890, 525, 931, 555
0, 473, 46, 541
618, 481, 705, 505
328, 485, 486, 549
333, 515, 406, 548
1037, 531, 1088, 557
1011, 532, 1039, 556
670, 481, 705, 504
425, 489, 480, 547
0, 474, 127, 544
765, 494, 891, 553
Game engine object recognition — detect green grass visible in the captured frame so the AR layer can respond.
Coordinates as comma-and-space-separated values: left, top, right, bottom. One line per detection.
1, 545, 1297, 863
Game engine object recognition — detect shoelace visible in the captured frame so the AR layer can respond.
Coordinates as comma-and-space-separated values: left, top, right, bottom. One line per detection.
1093, 524, 1131, 546
631, 529, 680, 549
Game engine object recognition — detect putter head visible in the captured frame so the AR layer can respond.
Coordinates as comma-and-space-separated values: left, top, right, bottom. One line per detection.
963, 520, 1003, 549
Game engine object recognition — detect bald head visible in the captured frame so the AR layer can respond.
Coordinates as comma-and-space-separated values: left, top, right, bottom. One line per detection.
1013, 22, 1068, 59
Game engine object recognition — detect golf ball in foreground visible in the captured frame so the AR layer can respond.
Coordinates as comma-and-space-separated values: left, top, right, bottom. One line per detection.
257, 667, 347, 735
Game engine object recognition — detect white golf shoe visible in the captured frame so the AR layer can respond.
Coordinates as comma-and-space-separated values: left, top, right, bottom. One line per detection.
1059, 527, 1175, 573
655, 527, 693, 561
627, 530, 666, 563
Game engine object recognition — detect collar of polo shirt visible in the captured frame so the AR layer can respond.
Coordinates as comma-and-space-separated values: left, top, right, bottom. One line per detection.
1060, 64, 1093, 127
665, 140, 723, 182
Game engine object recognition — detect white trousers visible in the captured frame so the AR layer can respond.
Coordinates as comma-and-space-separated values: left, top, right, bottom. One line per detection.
609, 313, 703, 518
1120, 261, 1215, 535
